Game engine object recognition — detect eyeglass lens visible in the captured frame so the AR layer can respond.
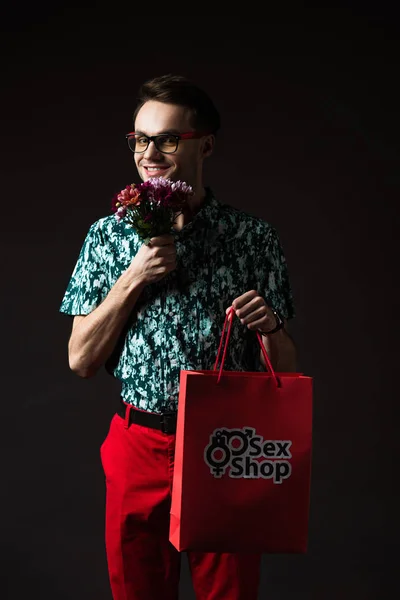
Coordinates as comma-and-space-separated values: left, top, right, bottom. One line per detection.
128, 134, 178, 153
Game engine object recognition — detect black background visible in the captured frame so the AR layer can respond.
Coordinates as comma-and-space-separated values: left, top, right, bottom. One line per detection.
0, 3, 398, 598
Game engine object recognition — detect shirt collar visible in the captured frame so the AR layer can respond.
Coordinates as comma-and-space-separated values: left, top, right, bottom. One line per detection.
174, 187, 220, 237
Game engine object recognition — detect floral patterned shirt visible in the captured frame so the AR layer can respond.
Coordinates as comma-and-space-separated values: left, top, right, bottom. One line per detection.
59, 188, 295, 413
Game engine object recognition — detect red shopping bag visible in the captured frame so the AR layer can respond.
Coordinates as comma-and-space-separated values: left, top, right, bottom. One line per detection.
169, 308, 313, 553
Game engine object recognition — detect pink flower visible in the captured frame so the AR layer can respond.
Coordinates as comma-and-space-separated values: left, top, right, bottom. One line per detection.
115, 206, 127, 222
111, 177, 194, 241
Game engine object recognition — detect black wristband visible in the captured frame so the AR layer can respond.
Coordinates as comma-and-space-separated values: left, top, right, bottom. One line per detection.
258, 309, 285, 336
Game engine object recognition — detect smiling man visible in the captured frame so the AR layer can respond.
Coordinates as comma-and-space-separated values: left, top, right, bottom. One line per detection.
131, 95, 217, 228
60, 74, 297, 599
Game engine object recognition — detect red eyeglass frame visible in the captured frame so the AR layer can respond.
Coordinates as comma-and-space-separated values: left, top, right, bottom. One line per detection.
125, 130, 213, 153
126, 131, 211, 140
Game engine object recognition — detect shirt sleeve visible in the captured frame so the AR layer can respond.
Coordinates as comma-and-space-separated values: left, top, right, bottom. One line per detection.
257, 226, 296, 321
59, 220, 110, 316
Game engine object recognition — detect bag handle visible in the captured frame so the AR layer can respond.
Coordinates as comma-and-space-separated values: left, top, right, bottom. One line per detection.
214, 307, 280, 387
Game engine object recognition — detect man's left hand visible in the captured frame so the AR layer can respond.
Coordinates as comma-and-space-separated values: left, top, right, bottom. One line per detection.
225, 290, 277, 333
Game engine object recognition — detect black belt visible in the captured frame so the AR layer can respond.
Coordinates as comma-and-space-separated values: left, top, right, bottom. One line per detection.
117, 399, 177, 434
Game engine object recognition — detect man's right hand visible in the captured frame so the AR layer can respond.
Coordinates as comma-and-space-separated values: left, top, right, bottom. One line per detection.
128, 234, 177, 286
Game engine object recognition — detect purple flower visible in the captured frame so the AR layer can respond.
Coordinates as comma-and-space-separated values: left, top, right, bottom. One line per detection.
111, 177, 193, 240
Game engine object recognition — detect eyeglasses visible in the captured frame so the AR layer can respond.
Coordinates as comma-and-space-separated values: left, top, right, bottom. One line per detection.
125, 131, 209, 154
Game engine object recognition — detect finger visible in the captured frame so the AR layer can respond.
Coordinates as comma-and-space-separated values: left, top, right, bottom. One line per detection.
154, 243, 175, 252
235, 295, 265, 319
154, 254, 176, 267
238, 305, 267, 325
246, 316, 274, 331
232, 290, 259, 311
155, 246, 177, 259
149, 234, 175, 246
164, 254, 177, 265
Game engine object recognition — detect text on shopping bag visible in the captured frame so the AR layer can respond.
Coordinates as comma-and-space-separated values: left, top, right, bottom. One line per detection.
204, 427, 292, 483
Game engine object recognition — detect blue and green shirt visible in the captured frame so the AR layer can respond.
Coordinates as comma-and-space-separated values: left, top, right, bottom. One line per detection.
59, 188, 295, 413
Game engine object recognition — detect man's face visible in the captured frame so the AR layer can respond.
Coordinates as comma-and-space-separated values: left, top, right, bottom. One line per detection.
133, 100, 207, 187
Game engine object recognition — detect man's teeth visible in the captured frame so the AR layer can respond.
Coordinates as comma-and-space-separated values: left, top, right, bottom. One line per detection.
147, 167, 166, 171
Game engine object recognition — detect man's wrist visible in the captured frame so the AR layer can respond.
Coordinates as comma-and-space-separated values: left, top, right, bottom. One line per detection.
258, 309, 285, 336
119, 268, 146, 297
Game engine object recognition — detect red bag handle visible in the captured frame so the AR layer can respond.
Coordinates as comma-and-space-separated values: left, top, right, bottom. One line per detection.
214, 307, 280, 387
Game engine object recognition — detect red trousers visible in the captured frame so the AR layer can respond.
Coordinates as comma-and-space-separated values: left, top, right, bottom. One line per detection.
100, 408, 261, 600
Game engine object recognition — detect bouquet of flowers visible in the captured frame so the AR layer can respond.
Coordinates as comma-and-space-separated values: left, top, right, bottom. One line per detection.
111, 177, 194, 244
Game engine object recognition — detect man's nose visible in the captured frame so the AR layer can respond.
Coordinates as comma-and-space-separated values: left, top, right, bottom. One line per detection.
143, 140, 162, 160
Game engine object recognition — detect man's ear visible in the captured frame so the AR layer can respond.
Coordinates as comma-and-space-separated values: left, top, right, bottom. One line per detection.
202, 134, 215, 158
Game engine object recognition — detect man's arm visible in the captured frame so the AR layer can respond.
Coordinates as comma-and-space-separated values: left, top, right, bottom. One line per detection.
260, 319, 297, 373
68, 272, 145, 378
68, 234, 176, 378
227, 291, 297, 373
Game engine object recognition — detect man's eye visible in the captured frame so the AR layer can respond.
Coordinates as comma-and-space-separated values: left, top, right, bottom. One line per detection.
136, 136, 148, 144
159, 135, 176, 145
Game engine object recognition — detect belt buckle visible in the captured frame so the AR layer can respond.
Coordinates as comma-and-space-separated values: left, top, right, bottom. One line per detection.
160, 411, 176, 434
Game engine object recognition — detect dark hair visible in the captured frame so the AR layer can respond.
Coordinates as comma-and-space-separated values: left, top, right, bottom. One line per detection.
133, 74, 221, 135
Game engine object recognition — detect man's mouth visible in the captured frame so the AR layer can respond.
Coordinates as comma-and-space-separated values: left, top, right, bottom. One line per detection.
143, 165, 170, 175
